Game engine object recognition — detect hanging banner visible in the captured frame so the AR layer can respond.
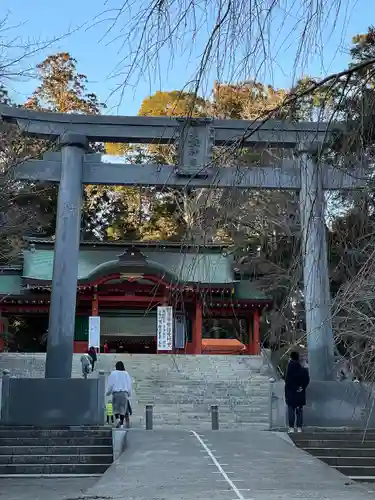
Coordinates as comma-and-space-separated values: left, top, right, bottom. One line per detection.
157, 306, 173, 351
88, 316, 101, 349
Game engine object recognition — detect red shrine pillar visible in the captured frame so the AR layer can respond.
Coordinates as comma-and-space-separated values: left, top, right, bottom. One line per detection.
91, 293, 99, 316
91, 293, 99, 353
248, 309, 261, 355
192, 301, 203, 355
0, 312, 5, 352
247, 316, 253, 355
253, 309, 261, 355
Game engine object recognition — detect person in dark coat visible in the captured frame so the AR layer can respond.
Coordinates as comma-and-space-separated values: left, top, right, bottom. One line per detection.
285, 351, 310, 433
88, 346, 97, 372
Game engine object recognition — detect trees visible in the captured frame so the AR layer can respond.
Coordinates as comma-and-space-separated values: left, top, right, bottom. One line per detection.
211, 81, 287, 120
0, 88, 44, 263
24, 53, 104, 114
0, 20, 70, 265
105, 91, 206, 240
139, 90, 206, 117
22, 52, 105, 237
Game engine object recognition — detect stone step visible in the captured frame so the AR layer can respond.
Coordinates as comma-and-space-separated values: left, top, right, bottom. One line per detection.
335, 465, 375, 477
0, 426, 108, 429
0, 437, 112, 447
146, 395, 269, 400
306, 447, 375, 458
0, 463, 110, 475
140, 423, 269, 429
0, 454, 113, 465
294, 431, 375, 441
351, 476, 375, 483
319, 456, 375, 467
0, 445, 113, 455
296, 439, 375, 449
154, 415, 270, 421
136, 392, 269, 397
1, 352, 270, 429
144, 405, 270, 418
0, 429, 112, 438
293, 433, 375, 484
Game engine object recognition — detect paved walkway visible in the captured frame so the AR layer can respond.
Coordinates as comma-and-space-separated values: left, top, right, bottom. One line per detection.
0, 478, 97, 500
77, 429, 375, 500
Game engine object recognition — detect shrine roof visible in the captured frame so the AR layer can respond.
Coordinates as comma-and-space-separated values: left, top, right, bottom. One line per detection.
0, 273, 22, 294
22, 247, 232, 285
0, 238, 270, 301
23, 237, 228, 252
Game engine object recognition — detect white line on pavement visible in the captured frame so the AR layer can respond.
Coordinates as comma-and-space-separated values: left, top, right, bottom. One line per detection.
191, 431, 253, 500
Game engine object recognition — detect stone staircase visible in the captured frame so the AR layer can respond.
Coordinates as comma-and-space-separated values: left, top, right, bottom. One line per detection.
292, 430, 375, 483
0, 353, 271, 429
0, 427, 113, 477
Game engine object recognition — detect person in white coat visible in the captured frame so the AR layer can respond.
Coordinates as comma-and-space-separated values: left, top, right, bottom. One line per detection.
106, 361, 133, 428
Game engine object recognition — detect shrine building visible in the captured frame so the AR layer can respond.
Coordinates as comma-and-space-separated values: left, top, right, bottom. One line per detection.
0, 238, 272, 355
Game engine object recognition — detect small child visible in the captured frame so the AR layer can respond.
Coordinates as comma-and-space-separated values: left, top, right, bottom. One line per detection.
106, 400, 114, 425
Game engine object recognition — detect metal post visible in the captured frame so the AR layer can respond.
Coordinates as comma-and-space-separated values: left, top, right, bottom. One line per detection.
299, 146, 335, 381
146, 404, 153, 430
211, 404, 219, 430
45, 133, 88, 379
268, 379, 274, 430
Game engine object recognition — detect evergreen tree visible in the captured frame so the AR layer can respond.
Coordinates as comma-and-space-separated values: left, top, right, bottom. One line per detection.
24, 53, 103, 114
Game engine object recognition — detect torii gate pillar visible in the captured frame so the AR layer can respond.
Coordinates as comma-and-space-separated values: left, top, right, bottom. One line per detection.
299, 146, 335, 380
45, 133, 88, 379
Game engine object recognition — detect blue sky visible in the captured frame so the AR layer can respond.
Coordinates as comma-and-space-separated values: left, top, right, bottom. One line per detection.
1, 0, 372, 115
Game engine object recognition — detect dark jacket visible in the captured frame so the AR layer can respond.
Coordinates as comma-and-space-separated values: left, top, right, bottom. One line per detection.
88, 348, 97, 363
285, 359, 310, 407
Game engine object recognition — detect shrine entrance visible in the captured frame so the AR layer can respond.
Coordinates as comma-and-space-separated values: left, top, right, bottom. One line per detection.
103, 336, 157, 354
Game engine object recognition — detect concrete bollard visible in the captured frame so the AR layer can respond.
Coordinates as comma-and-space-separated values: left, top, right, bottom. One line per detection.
211, 405, 219, 430
146, 404, 153, 430
1, 369, 10, 422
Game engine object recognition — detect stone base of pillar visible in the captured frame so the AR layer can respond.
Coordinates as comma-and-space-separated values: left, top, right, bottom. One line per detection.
1, 375, 106, 426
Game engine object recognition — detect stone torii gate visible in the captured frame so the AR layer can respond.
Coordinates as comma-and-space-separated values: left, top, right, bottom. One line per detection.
0, 106, 365, 382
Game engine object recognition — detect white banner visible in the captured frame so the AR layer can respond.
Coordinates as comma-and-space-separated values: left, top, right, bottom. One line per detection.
88, 316, 101, 349
157, 306, 173, 351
